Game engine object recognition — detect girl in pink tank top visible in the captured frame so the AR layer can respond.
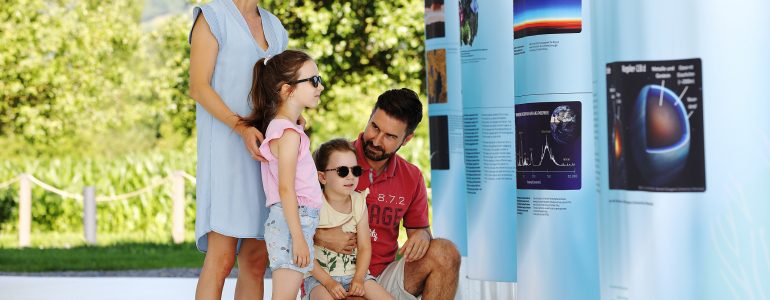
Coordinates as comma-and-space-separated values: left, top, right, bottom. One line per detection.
239, 49, 325, 299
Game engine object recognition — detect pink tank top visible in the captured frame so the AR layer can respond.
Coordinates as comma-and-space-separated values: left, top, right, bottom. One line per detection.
259, 119, 323, 208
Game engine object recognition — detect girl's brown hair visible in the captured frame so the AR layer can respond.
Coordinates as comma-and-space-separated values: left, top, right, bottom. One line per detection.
240, 50, 313, 133
313, 138, 357, 171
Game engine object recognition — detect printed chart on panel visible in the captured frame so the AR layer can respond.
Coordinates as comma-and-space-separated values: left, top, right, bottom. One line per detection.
427, 49, 448, 105
459, 0, 479, 46
461, 0, 516, 282
425, 0, 445, 39
606, 58, 705, 192
425, 0, 469, 255
513, 0, 582, 40
513, 0, 598, 299
515, 102, 581, 190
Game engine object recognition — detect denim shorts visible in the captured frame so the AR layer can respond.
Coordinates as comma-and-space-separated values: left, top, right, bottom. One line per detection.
264, 203, 320, 273
303, 274, 376, 299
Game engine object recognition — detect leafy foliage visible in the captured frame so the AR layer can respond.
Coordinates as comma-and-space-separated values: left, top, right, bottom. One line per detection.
0, 0, 152, 157
0, 0, 429, 238
264, 0, 430, 174
0, 151, 196, 236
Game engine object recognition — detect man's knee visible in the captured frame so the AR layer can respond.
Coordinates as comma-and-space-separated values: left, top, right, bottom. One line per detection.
427, 238, 461, 269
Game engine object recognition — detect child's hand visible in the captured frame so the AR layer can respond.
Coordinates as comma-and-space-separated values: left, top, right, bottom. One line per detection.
292, 238, 310, 268
323, 280, 347, 299
348, 278, 365, 297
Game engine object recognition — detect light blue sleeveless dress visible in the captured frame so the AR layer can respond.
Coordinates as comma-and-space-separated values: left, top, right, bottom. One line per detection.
188, 0, 288, 252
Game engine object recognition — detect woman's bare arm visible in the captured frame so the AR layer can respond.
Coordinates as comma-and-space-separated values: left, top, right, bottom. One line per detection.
188, 15, 265, 161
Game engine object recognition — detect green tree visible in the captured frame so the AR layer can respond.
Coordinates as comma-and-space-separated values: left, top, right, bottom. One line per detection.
0, 0, 434, 239
0, 0, 157, 157
140, 15, 196, 150
264, 0, 430, 177
139, 0, 433, 174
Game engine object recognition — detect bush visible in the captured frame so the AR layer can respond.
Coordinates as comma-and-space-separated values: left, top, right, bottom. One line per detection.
0, 0, 431, 242
0, 150, 196, 237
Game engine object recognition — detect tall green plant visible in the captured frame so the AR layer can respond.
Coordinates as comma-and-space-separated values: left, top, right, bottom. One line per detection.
0, 151, 196, 237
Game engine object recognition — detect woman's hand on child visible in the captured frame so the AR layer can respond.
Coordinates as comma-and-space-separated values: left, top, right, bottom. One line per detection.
348, 278, 366, 297
323, 280, 347, 299
237, 124, 266, 162
292, 238, 311, 268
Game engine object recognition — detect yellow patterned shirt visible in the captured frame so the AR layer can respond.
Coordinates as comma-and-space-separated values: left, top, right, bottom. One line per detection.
314, 189, 369, 277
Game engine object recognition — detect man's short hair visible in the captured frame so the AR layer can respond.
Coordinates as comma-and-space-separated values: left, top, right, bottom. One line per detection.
371, 88, 423, 136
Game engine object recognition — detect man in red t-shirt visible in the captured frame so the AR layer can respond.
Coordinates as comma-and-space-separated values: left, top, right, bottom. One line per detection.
314, 88, 461, 299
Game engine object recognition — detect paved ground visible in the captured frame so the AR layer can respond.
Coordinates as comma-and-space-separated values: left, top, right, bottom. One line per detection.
0, 274, 300, 300
0, 268, 214, 278
0, 258, 494, 300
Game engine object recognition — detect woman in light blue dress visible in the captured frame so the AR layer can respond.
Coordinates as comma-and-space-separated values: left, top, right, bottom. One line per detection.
188, 0, 289, 298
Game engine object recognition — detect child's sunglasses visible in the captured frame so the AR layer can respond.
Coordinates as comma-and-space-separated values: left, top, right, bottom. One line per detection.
323, 165, 363, 178
289, 75, 323, 88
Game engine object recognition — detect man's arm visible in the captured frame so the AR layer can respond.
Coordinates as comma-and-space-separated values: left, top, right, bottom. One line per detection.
399, 227, 432, 262
313, 226, 357, 255
398, 172, 432, 262
406, 227, 432, 239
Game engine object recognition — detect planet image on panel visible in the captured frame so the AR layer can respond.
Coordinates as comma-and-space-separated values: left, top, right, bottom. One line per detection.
515, 101, 581, 190
630, 84, 690, 185
550, 105, 578, 144
606, 59, 705, 192
608, 109, 628, 188
612, 119, 623, 160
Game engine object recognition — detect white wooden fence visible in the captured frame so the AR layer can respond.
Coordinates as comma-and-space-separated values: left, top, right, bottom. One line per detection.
0, 171, 196, 247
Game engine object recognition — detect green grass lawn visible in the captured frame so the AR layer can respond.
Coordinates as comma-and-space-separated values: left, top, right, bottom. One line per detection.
0, 219, 419, 272
0, 232, 204, 272
0, 242, 204, 272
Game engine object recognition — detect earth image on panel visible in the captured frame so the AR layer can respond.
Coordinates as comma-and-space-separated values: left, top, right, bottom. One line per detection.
550, 105, 578, 144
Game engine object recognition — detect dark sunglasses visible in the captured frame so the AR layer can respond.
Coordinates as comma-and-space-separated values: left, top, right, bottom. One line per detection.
289, 75, 323, 88
323, 165, 363, 177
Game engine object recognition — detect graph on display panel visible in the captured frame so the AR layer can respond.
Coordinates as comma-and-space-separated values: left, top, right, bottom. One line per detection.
515, 101, 582, 190
517, 134, 577, 169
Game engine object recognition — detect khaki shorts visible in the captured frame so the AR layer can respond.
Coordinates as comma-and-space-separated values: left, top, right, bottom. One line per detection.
376, 259, 420, 300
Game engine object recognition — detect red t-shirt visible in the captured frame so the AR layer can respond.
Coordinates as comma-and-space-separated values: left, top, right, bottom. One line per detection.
353, 134, 430, 277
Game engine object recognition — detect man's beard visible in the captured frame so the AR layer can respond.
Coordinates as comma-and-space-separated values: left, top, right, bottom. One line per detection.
363, 139, 398, 162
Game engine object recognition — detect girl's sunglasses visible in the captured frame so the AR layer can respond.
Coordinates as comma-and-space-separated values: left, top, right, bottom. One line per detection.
289, 75, 323, 88
323, 165, 363, 177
